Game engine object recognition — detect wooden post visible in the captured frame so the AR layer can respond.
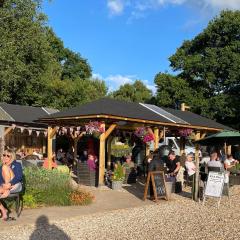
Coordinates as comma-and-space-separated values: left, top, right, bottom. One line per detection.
4, 126, 13, 137
227, 145, 231, 155
47, 127, 57, 170
194, 131, 201, 201
180, 136, 185, 156
47, 127, 53, 169
107, 136, 113, 170
154, 128, 159, 150
98, 123, 117, 186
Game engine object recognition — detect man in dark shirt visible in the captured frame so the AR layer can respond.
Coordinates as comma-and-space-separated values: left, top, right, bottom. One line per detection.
165, 151, 180, 176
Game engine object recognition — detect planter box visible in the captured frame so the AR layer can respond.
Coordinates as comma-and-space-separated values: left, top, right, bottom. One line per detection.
112, 180, 123, 190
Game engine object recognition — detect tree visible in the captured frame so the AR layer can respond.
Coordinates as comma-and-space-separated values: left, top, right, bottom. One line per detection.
156, 10, 240, 128
43, 78, 107, 110
111, 80, 152, 103
0, 0, 96, 109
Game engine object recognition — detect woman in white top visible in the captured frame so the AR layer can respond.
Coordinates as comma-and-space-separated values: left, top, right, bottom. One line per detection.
185, 153, 196, 179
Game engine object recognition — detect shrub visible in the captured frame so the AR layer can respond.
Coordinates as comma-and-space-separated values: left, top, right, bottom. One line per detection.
70, 189, 94, 205
24, 167, 72, 207
23, 167, 94, 208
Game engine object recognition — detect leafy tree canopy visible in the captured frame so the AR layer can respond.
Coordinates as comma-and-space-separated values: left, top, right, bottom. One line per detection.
155, 10, 240, 128
111, 80, 152, 103
0, 0, 98, 109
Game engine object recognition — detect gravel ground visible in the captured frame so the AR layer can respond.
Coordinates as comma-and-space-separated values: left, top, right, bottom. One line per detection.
1, 186, 240, 240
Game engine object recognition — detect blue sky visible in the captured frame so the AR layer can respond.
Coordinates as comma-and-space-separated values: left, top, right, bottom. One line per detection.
43, 0, 240, 93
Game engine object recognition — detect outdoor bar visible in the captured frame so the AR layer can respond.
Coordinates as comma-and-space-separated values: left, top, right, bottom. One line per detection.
38, 98, 232, 199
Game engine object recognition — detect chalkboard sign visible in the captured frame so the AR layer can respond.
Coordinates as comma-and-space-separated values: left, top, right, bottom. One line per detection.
143, 171, 168, 201
204, 172, 225, 198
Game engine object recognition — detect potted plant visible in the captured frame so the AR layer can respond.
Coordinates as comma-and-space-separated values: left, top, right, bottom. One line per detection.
111, 162, 125, 190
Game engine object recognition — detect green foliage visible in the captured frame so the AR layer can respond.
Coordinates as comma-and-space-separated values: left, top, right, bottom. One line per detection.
111, 80, 152, 103
112, 162, 125, 182
23, 193, 37, 208
164, 10, 240, 128
24, 167, 72, 206
0, 0, 106, 109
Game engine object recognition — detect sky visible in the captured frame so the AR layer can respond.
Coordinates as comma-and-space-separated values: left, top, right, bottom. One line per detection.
43, 0, 240, 93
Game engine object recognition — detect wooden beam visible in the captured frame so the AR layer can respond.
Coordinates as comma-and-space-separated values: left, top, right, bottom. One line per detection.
50, 127, 57, 139
39, 114, 224, 132
154, 128, 159, 150
103, 123, 117, 140
4, 126, 13, 137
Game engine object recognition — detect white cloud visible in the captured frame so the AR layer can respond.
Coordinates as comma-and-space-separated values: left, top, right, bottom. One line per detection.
106, 0, 240, 18
107, 0, 124, 15
93, 73, 156, 94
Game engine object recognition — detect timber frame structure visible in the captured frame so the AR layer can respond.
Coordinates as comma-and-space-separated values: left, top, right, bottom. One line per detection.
38, 98, 232, 188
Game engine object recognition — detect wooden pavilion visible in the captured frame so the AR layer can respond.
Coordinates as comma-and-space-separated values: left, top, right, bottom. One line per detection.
38, 98, 232, 188
0, 102, 58, 155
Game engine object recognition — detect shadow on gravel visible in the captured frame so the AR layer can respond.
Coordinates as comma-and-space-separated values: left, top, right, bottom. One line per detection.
122, 177, 146, 200
29, 215, 71, 240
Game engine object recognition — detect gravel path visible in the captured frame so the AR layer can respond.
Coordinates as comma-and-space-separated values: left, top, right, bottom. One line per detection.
1, 186, 240, 240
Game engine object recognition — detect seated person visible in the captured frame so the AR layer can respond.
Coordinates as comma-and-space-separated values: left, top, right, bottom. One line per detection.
0, 149, 23, 220
122, 155, 135, 169
207, 152, 224, 172
43, 153, 58, 169
87, 153, 97, 171
224, 154, 238, 169
185, 153, 196, 180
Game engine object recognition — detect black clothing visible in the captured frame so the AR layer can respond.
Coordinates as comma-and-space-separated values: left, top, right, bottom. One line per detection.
165, 157, 180, 174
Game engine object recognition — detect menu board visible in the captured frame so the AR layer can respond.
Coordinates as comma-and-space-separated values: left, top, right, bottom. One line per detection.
205, 172, 225, 198
143, 171, 168, 201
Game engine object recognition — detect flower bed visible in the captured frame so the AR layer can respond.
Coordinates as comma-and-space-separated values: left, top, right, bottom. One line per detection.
23, 167, 94, 208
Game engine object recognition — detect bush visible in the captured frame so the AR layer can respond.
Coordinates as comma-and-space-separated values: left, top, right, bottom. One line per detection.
23, 167, 94, 208
70, 189, 94, 205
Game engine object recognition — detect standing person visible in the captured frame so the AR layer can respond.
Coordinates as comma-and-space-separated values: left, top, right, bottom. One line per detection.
165, 151, 182, 192
207, 151, 224, 171
165, 151, 180, 176
185, 153, 196, 180
0, 149, 23, 220
87, 153, 97, 171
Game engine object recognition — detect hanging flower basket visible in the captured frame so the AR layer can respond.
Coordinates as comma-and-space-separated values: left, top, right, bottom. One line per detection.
134, 127, 154, 144
85, 121, 105, 138
178, 128, 193, 137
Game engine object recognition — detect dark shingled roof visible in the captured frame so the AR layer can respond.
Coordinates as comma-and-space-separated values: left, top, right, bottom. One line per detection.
40, 98, 231, 130
43, 98, 173, 124
0, 103, 58, 126
162, 107, 233, 130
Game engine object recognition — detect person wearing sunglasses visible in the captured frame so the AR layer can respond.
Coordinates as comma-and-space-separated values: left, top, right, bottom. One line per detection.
0, 149, 23, 220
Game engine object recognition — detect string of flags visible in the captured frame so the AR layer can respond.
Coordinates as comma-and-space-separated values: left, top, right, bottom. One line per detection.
11, 124, 47, 137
